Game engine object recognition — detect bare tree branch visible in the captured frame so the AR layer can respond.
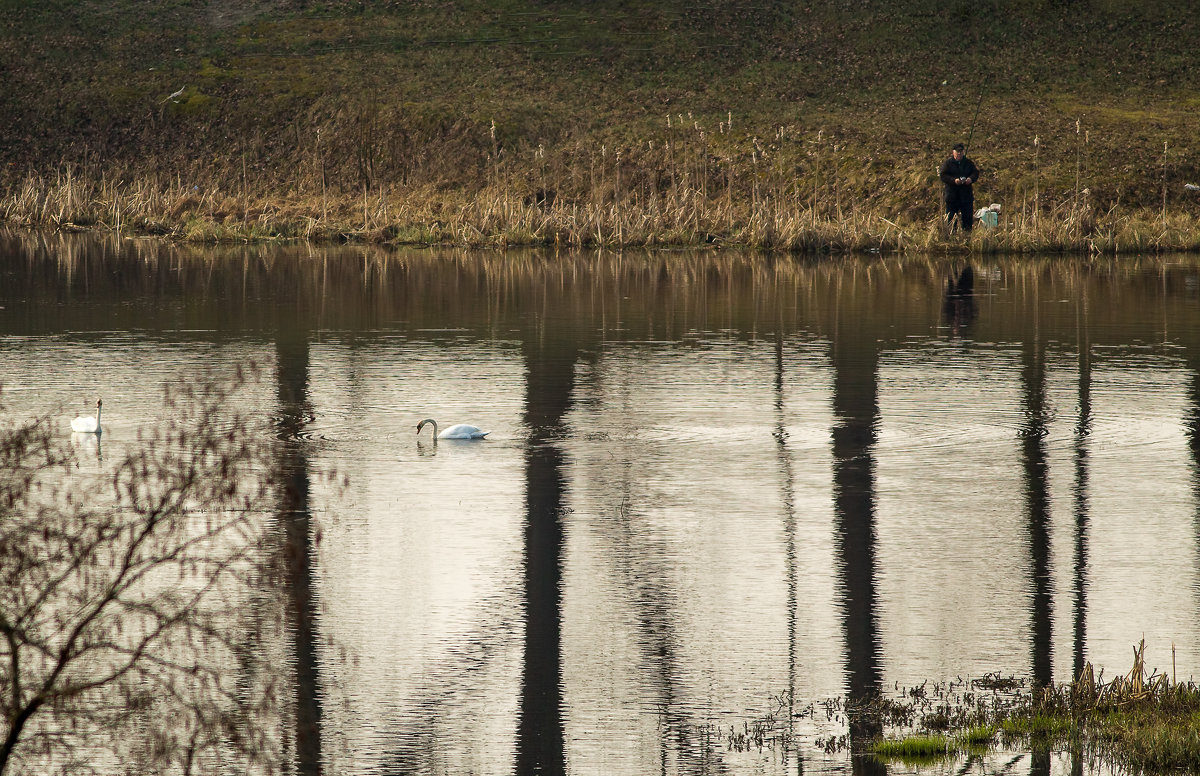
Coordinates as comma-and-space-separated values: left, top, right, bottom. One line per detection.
0, 368, 287, 776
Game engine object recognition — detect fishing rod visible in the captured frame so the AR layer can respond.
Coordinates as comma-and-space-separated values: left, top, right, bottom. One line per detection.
965, 82, 985, 153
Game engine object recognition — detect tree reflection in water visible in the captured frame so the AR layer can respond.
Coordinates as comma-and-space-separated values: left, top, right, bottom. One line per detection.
7, 231, 1200, 776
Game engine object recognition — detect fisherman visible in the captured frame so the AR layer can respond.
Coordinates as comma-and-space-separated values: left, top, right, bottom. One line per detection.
938, 142, 979, 234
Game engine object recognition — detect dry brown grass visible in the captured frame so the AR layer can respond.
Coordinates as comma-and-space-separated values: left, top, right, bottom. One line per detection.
6, 151, 1200, 254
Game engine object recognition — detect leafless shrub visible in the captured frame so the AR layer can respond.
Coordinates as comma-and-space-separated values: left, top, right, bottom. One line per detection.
0, 366, 286, 776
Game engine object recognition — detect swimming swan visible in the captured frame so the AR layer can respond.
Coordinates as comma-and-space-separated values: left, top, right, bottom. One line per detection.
71, 399, 103, 434
416, 418, 489, 440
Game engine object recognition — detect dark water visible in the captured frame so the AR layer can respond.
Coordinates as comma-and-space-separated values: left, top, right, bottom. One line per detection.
4, 229, 1200, 776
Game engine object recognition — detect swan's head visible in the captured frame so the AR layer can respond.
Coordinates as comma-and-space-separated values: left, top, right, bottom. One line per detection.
416, 418, 436, 436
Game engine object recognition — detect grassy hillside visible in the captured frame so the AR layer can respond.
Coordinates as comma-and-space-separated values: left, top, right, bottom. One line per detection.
2, 0, 1199, 250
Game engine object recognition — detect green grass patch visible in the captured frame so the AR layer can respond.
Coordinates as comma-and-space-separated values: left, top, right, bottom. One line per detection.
1001, 713, 1077, 741
1095, 710, 1200, 773
874, 725, 997, 763
873, 734, 952, 763
955, 724, 998, 748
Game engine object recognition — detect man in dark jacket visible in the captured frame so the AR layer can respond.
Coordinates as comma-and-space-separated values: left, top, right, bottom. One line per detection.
938, 142, 979, 234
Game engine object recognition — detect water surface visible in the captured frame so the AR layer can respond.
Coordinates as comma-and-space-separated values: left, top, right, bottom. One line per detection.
3, 230, 1200, 776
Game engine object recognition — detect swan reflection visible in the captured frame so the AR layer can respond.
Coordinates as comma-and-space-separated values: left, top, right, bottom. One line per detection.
71, 430, 102, 460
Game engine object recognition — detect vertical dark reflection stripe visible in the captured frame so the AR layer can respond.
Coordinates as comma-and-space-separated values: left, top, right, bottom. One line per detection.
774, 331, 802, 775
1021, 335, 1054, 690
1073, 313, 1092, 682
1030, 749, 1051, 776
1070, 295, 1092, 776
516, 332, 575, 776
276, 330, 322, 776
1187, 357, 1200, 640
1021, 273, 1052, 776
830, 319, 885, 775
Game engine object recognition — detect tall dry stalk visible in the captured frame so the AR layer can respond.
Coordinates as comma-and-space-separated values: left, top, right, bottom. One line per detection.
614, 148, 622, 244
1074, 119, 1081, 225
667, 114, 676, 206
1162, 140, 1169, 227
1033, 134, 1040, 227
812, 129, 824, 226
833, 142, 842, 222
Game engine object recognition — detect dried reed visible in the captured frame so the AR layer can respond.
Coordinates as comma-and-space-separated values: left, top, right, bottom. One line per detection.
7, 120, 1200, 255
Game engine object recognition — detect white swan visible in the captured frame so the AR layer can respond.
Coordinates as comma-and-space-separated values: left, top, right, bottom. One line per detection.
71, 399, 102, 434
416, 418, 489, 440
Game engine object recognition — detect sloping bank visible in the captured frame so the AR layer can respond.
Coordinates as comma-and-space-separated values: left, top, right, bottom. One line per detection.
3, 1, 1199, 253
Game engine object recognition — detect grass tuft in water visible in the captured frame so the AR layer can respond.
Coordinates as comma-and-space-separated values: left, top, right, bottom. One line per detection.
873, 725, 996, 762
1000, 714, 1076, 741
955, 724, 998, 748
873, 733, 951, 759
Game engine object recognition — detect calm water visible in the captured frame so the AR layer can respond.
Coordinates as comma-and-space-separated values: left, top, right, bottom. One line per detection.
4, 229, 1200, 776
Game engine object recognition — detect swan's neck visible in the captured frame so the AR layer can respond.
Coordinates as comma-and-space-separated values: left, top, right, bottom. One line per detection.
95, 402, 102, 425
419, 418, 438, 438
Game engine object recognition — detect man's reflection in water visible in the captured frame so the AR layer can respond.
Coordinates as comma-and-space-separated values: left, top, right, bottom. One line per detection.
942, 265, 977, 336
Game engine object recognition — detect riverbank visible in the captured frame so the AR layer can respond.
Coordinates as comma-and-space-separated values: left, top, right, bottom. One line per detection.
6, 167, 1200, 254
2, 1, 1199, 253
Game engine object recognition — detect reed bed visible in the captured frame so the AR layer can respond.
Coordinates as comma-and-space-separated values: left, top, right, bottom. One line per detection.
6, 121, 1200, 255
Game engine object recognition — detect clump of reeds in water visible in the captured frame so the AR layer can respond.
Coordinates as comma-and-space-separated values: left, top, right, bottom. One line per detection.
871, 641, 1200, 774
701, 642, 1200, 774
1004, 640, 1200, 774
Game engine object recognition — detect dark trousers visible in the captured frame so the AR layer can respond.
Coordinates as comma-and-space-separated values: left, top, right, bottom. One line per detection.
945, 198, 973, 233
